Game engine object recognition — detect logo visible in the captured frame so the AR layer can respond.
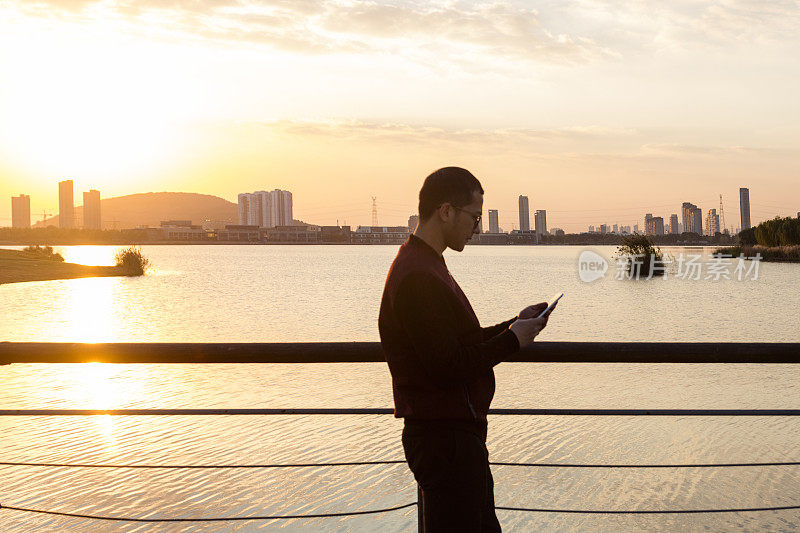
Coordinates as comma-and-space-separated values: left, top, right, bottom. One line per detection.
578, 250, 608, 282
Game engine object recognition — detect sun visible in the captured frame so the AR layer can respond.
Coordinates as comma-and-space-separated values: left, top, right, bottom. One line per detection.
0, 13, 202, 181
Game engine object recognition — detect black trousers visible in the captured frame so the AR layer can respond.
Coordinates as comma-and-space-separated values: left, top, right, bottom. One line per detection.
402, 421, 502, 532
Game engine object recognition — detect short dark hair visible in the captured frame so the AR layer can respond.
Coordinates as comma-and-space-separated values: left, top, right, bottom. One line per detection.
418, 167, 484, 220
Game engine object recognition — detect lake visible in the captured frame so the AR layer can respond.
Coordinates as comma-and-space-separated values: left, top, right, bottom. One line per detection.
1, 244, 798, 531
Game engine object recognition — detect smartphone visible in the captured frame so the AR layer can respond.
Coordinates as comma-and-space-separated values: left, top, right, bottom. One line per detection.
537, 293, 563, 318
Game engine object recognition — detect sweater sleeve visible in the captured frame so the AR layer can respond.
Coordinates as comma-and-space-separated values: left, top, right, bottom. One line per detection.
481, 317, 517, 342
393, 271, 520, 387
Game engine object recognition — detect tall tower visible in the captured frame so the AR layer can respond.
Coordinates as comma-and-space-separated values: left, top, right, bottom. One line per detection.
681, 202, 693, 234
534, 210, 547, 236
83, 189, 101, 230
719, 194, 728, 234
669, 214, 679, 234
692, 207, 703, 236
237, 193, 250, 225
488, 209, 499, 233
739, 188, 751, 230
371, 197, 378, 226
12, 194, 31, 228
682, 202, 701, 234
58, 180, 74, 229
518, 195, 530, 232
705, 209, 719, 235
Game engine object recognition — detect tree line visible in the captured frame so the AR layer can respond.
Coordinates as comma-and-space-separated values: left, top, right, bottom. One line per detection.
739, 216, 800, 247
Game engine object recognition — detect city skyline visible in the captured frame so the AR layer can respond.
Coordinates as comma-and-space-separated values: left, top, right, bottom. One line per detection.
1, 1, 799, 232
3, 180, 787, 236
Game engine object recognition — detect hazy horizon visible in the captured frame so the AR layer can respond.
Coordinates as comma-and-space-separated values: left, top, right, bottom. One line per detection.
1, 0, 799, 232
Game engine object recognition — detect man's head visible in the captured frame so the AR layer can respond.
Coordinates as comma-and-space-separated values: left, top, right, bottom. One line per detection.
417, 167, 484, 252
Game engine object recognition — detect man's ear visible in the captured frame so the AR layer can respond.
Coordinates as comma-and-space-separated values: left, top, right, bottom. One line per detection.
437, 203, 452, 222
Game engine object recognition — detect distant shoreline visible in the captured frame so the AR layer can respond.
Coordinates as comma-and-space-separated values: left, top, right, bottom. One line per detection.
1, 241, 729, 247
0, 249, 131, 285
713, 245, 800, 263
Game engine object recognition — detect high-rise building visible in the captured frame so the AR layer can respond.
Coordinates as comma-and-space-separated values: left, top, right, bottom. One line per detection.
705, 208, 720, 236
633, 223, 639, 234
600, 224, 608, 234
11, 194, 31, 228
682, 202, 702, 235
681, 202, 694, 234
653, 217, 665, 235
58, 180, 74, 229
693, 207, 703, 236
645, 213, 654, 235
534, 210, 547, 236
407, 214, 419, 231
237, 194, 250, 225
237, 189, 293, 228
670, 214, 679, 234
518, 195, 530, 232
488, 209, 499, 233
83, 189, 101, 230
612, 224, 618, 234
739, 188, 751, 230
588, 225, 595, 233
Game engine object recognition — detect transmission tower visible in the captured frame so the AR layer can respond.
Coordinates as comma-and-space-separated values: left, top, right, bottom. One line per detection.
371, 197, 378, 226
719, 194, 728, 234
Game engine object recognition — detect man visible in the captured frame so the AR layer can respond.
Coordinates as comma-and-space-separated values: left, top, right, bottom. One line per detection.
379, 167, 553, 532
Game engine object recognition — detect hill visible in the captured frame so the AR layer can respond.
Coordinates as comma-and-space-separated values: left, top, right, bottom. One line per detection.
35, 192, 238, 229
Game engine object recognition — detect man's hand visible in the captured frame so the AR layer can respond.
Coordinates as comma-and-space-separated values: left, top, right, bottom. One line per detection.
518, 302, 548, 319
509, 316, 548, 348
510, 301, 558, 348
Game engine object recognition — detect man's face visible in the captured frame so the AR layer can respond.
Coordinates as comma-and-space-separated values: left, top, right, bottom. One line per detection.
445, 190, 483, 252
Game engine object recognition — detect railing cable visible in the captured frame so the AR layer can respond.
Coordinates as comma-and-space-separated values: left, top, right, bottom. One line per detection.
491, 460, 800, 469
0, 502, 417, 523
3, 501, 799, 521
2, 460, 799, 469
496, 504, 800, 515
1, 408, 798, 416
0, 460, 406, 469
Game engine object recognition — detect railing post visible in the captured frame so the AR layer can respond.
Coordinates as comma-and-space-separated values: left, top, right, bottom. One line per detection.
417, 483, 425, 533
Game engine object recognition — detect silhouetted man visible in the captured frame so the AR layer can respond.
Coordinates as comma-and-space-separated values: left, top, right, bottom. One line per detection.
379, 167, 553, 532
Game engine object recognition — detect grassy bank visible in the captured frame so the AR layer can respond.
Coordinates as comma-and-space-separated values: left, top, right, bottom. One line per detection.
713, 244, 800, 262
0, 248, 144, 284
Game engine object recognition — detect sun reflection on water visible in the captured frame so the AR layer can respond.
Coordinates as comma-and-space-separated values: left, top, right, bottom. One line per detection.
64, 278, 116, 342
77, 362, 126, 451
80, 362, 121, 408
58, 245, 119, 266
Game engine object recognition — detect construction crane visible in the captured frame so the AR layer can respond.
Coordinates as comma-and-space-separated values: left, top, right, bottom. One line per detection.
39, 211, 50, 224
371, 197, 378, 226
719, 194, 728, 234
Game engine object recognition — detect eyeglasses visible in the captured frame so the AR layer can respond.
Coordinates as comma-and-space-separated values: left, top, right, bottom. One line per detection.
452, 206, 482, 229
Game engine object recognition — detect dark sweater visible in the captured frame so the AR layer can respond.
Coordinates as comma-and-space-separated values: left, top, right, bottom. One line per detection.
378, 234, 520, 426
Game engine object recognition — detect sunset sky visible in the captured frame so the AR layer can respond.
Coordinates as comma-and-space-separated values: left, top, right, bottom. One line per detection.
1, 0, 798, 232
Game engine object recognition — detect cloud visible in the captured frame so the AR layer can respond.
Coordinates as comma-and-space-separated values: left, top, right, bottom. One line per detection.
247, 118, 638, 148
7, 0, 611, 64
567, 0, 800, 51
320, 2, 607, 63
641, 143, 790, 157
249, 120, 793, 166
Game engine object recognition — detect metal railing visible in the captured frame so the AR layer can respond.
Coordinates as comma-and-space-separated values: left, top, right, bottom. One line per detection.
1, 342, 799, 528
2, 341, 799, 364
